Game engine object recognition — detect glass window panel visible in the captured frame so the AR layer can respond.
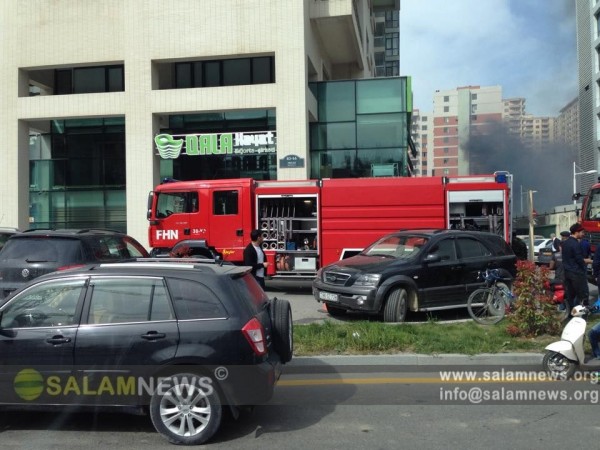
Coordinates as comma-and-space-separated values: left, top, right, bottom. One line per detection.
193, 62, 203, 87
252, 57, 273, 84
52, 160, 66, 188
30, 160, 52, 191
55, 70, 72, 95
104, 158, 125, 186
67, 159, 102, 186
73, 67, 106, 94
318, 81, 355, 121
223, 59, 251, 86
107, 66, 124, 92
175, 63, 192, 88
310, 123, 356, 150
357, 113, 406, 148
356, 78, 405, 114
204, 61, 221, 87
213, 190, 238, 215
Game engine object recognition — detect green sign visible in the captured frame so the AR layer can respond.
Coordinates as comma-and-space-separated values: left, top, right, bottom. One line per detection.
155, 131, 276, 159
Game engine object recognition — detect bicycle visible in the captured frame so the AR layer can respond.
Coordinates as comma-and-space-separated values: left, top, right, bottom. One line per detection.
467, 269, 515, 325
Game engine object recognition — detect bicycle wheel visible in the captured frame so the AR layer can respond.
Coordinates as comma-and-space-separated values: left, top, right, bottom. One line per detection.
467, 287, 504, 325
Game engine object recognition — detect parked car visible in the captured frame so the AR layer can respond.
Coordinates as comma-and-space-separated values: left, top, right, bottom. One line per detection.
532, 238, 552, 256
0, 227, 19, 251
312, 229, 516, 323
0, 228, 149, 300
537, 243, 554, 266
0, 258, 292, 445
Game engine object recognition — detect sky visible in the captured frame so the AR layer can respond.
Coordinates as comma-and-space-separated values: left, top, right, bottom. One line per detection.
400, 0, 577, 117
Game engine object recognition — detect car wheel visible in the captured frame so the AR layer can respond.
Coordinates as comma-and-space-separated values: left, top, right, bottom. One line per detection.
270, 298, 293, 363
149, 373, 222, 445
326, 304, 347, 317
383, 288, 408, 323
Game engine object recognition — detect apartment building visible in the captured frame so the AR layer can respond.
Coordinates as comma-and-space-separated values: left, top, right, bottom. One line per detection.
431, 85, 503, 176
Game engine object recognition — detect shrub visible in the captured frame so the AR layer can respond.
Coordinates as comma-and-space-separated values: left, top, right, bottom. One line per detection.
506, 260, 561, 337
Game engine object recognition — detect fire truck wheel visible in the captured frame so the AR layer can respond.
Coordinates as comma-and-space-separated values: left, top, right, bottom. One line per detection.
270, 298, 293, 363
383, 288, 407, 323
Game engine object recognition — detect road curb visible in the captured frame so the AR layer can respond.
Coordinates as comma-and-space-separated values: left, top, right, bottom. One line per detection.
289, 353, 544, 367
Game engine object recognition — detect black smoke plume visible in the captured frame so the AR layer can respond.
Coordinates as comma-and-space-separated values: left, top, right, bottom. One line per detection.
465, 121, 577, 214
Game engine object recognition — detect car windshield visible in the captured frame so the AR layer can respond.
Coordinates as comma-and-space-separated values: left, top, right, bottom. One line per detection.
362, 235, 429, 260
534, 239, 546, 246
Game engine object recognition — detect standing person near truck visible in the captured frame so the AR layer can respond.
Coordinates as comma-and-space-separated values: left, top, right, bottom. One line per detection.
243, 229, 269, 289
562, 223, 590, 310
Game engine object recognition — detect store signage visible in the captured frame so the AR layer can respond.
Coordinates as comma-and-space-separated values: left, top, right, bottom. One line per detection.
155, 131, 276, 159
279, 154, 305, 168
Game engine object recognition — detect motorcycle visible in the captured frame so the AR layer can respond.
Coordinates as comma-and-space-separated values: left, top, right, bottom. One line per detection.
543, 304, 600, 380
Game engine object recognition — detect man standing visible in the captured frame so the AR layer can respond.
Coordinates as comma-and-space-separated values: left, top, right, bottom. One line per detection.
243, 229, 269, 289
551, 233, 561, 253
562, 223, 590, 310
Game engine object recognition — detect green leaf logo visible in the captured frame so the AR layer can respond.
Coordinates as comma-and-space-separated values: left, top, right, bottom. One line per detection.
155, 134, 184, 159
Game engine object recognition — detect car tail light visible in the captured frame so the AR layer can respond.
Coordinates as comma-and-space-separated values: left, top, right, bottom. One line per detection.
242, 317, 267, 357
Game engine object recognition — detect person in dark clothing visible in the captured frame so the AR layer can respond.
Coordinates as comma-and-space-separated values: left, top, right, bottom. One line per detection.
562, 223, 589, 310
511, 232, 528, 261
243, 229, 269, 289
551, 233, 561, 253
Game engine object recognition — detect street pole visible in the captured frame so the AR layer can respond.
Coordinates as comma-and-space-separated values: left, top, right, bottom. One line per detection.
573, 161, 576, 205
528, 189, 535, 262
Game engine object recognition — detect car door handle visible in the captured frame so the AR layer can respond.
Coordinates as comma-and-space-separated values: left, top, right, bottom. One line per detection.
46, 336, 71, 345
141, 331, 166, 341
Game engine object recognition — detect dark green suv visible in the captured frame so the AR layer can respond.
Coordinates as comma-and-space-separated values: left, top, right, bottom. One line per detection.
312, 229, 516, 322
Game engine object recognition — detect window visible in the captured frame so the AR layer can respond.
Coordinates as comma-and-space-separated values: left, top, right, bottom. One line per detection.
430, 239, 456, 262
456, 238, 491, 259
444, 117, 450, 123
471, 93, 478, 100
156, 192, 199, 218
471, 104, 477, 113
174, 56, 275, 89
55, 65, 124, 95
421, 125, 427, 130
444, 147, 449, 153
385, 32, 399, 57
1, 279, 85, 328
444, 96, 449, 102
421, 134, 427, 139
167, 279, 227, 319
88, 278, 173, 324
443, 106, 449, 113
422, 116, 428, 121
443, 127, 448, 133
443, 158, 448, 164
213, 190, 239, 215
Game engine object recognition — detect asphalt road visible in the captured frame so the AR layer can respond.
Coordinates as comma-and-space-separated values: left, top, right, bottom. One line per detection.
3, 357, 599, 449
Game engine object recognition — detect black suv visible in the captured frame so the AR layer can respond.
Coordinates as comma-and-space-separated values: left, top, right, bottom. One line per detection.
313, 229, 516, 322
0, 259, 292, 445
0, 229, 149, 300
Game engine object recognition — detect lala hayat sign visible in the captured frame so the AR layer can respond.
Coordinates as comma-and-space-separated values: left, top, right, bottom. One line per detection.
155, 131, 276, 159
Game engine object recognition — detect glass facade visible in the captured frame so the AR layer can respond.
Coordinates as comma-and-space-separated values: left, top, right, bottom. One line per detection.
159, 109, 277, 181
309, 77, 412, 178
29, 118, 126, 231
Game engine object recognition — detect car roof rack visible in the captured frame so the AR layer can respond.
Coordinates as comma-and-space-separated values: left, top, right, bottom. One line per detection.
135, 257, 232, 267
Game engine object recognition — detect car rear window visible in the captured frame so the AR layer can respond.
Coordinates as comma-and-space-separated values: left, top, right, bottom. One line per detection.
166, 278, 227, 320
232, 273, 269, 313
0, 238, 83, 263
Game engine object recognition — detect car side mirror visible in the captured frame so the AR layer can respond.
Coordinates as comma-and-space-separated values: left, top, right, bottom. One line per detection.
425, 253, 441, 263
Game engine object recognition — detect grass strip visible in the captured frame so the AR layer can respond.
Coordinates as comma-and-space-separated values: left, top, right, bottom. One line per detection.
292, 320, 556, 356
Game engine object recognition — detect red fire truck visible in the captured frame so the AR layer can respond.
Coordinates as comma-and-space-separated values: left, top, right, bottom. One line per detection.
147, 172, 513, 278
580, 181, 600, 249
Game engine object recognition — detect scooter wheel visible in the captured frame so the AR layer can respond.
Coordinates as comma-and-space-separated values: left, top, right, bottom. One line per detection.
542, 351, 576, 380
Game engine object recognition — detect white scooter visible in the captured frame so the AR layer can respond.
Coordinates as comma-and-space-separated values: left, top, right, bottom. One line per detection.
543, 305, 600, 380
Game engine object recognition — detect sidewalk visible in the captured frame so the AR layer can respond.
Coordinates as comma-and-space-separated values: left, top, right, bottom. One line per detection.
288, 352, 544, 367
